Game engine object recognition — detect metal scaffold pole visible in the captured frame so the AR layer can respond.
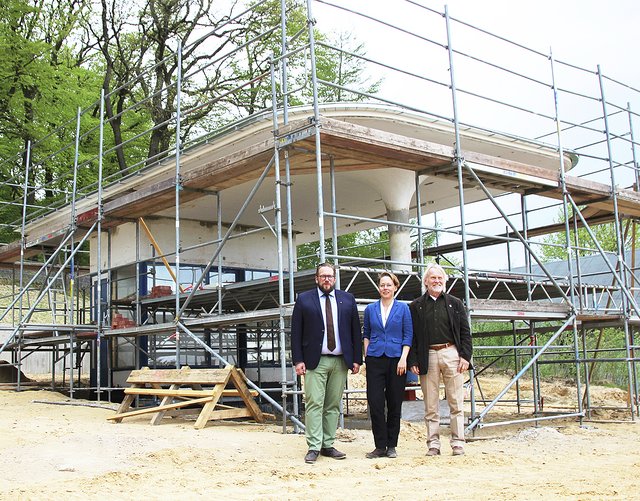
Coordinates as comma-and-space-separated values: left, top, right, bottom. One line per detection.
17, 140, 31, 391
96, 89, 105, 401
329, 156, 339, 287
598, 66, 635, 420
415, 171, 424, 270
626, 102, 640, 414
280, 0, 296, 303
69, 106, 82, 398
467, 315, 578, 431
306, 0, 326, 264
549, 49, 582, 422
280, 0, 300, 428
217, 192, 223, 316
270, 54, 288, 433
444, 5, 475, 424
174, 40, 183, 369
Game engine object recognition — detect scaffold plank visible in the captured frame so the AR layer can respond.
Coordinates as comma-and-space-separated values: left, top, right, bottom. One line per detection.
470, 299, 570, 320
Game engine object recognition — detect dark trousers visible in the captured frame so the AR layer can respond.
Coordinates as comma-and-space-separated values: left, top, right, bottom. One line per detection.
365, 355, 407, 449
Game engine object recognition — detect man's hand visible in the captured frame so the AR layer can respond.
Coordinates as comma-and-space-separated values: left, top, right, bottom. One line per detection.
410, 365, 420, 375
457, 358, 469, 373
351, 363, 360, 374
295, 362, 306, 376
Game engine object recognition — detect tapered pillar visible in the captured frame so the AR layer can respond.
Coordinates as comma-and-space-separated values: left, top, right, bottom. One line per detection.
360, 168, 416, 271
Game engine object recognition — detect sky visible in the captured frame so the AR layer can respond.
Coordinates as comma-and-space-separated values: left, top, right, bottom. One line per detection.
311, 0, 640, 270
444, 0, 638, 80
315, 0, 639, 83
313, 0, 640, 149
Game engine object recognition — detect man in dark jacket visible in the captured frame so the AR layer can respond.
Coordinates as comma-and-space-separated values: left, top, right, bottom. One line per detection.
408, 263, 472, 456
291, 263, 362, 464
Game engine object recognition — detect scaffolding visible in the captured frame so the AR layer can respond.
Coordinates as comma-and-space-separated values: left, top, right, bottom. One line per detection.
0, 0, 639, 432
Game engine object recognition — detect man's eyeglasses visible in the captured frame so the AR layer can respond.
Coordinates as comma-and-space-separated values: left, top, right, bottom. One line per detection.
317, 274, 335, 280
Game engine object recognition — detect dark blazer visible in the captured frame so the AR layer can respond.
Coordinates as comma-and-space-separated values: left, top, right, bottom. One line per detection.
363, 300, 413, 358
407, 292, 472, 374
291, 288, 362, 370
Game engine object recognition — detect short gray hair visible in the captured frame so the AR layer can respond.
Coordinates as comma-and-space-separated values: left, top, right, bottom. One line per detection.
422, 262, 448, 285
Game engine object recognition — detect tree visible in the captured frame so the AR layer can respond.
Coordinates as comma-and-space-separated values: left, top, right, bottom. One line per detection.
296, 222, 441, 271
314, 31, 381, 103
0, 0, 101, 240
540, 207, 638, 262
222, 0, 382, 117
90, 0, 248, 172
297, 227, 390, 270
0, 0, 384, 242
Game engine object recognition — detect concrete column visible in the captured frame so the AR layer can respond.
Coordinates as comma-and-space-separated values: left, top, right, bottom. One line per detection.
387, 207, 412, 270
358, 168, 416, 271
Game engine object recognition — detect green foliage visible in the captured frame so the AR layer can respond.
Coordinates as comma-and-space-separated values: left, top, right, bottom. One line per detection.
472, 320, 632, 390
0, 0, 103, 240
297, 227, 389, 270
222, 0, 381, 116
296, 222, 440, 270
0, 0, 383, 248
540, 207, 637, 262
314, 32, 382, 103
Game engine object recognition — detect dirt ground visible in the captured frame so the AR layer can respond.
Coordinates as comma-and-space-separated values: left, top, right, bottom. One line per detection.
1, 374, 640, 500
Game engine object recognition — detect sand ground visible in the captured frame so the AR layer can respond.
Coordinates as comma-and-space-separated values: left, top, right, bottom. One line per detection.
1, 376, 640, 500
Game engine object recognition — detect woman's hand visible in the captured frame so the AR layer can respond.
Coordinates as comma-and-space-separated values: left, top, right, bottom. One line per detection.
397, 357, 407, 375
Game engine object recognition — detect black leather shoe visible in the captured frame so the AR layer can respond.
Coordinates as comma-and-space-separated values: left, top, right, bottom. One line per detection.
365, 447, 387, 459
320, 447, 346, 459
304, 450, 320, 463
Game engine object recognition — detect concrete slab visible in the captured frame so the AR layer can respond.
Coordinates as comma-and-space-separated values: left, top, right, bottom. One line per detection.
401, 399, 451, 424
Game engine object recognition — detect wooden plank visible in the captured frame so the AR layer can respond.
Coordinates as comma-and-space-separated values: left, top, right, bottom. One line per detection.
124, 388, 258, 397
577, 314, 625, 323
126, 367, 232, 385
180, 146, 274, 190
112, 385, 140, 423
149, 383, 178, 426
463, 150, 561, 184
471, 298, 570, 313
316, 119, 454, 168
107, 396, 215, 421
228, 368, 265, 423
194, 383, 227, 429
208, 408, 253, 420
104, 139, 275, 220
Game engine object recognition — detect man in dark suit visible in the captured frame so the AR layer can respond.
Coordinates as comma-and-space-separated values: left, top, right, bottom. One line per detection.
408, 263, 472, 456
291, 263, 362, 464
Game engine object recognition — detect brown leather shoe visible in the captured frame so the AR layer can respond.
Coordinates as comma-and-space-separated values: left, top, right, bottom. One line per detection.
452, 446, 465, 456
304, 450, 320, 463
320, 447, 346, 459
426, 448, 441, 456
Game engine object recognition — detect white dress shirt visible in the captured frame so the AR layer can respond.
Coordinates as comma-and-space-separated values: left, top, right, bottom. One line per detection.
318, 288, 343, 355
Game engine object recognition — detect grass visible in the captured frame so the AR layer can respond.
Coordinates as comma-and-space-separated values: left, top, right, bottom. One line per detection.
0, 282, 89, 325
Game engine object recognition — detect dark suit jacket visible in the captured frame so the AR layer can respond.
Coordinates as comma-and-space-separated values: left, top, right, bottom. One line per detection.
291, 288, 362, 370
407, 292, 472, 374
